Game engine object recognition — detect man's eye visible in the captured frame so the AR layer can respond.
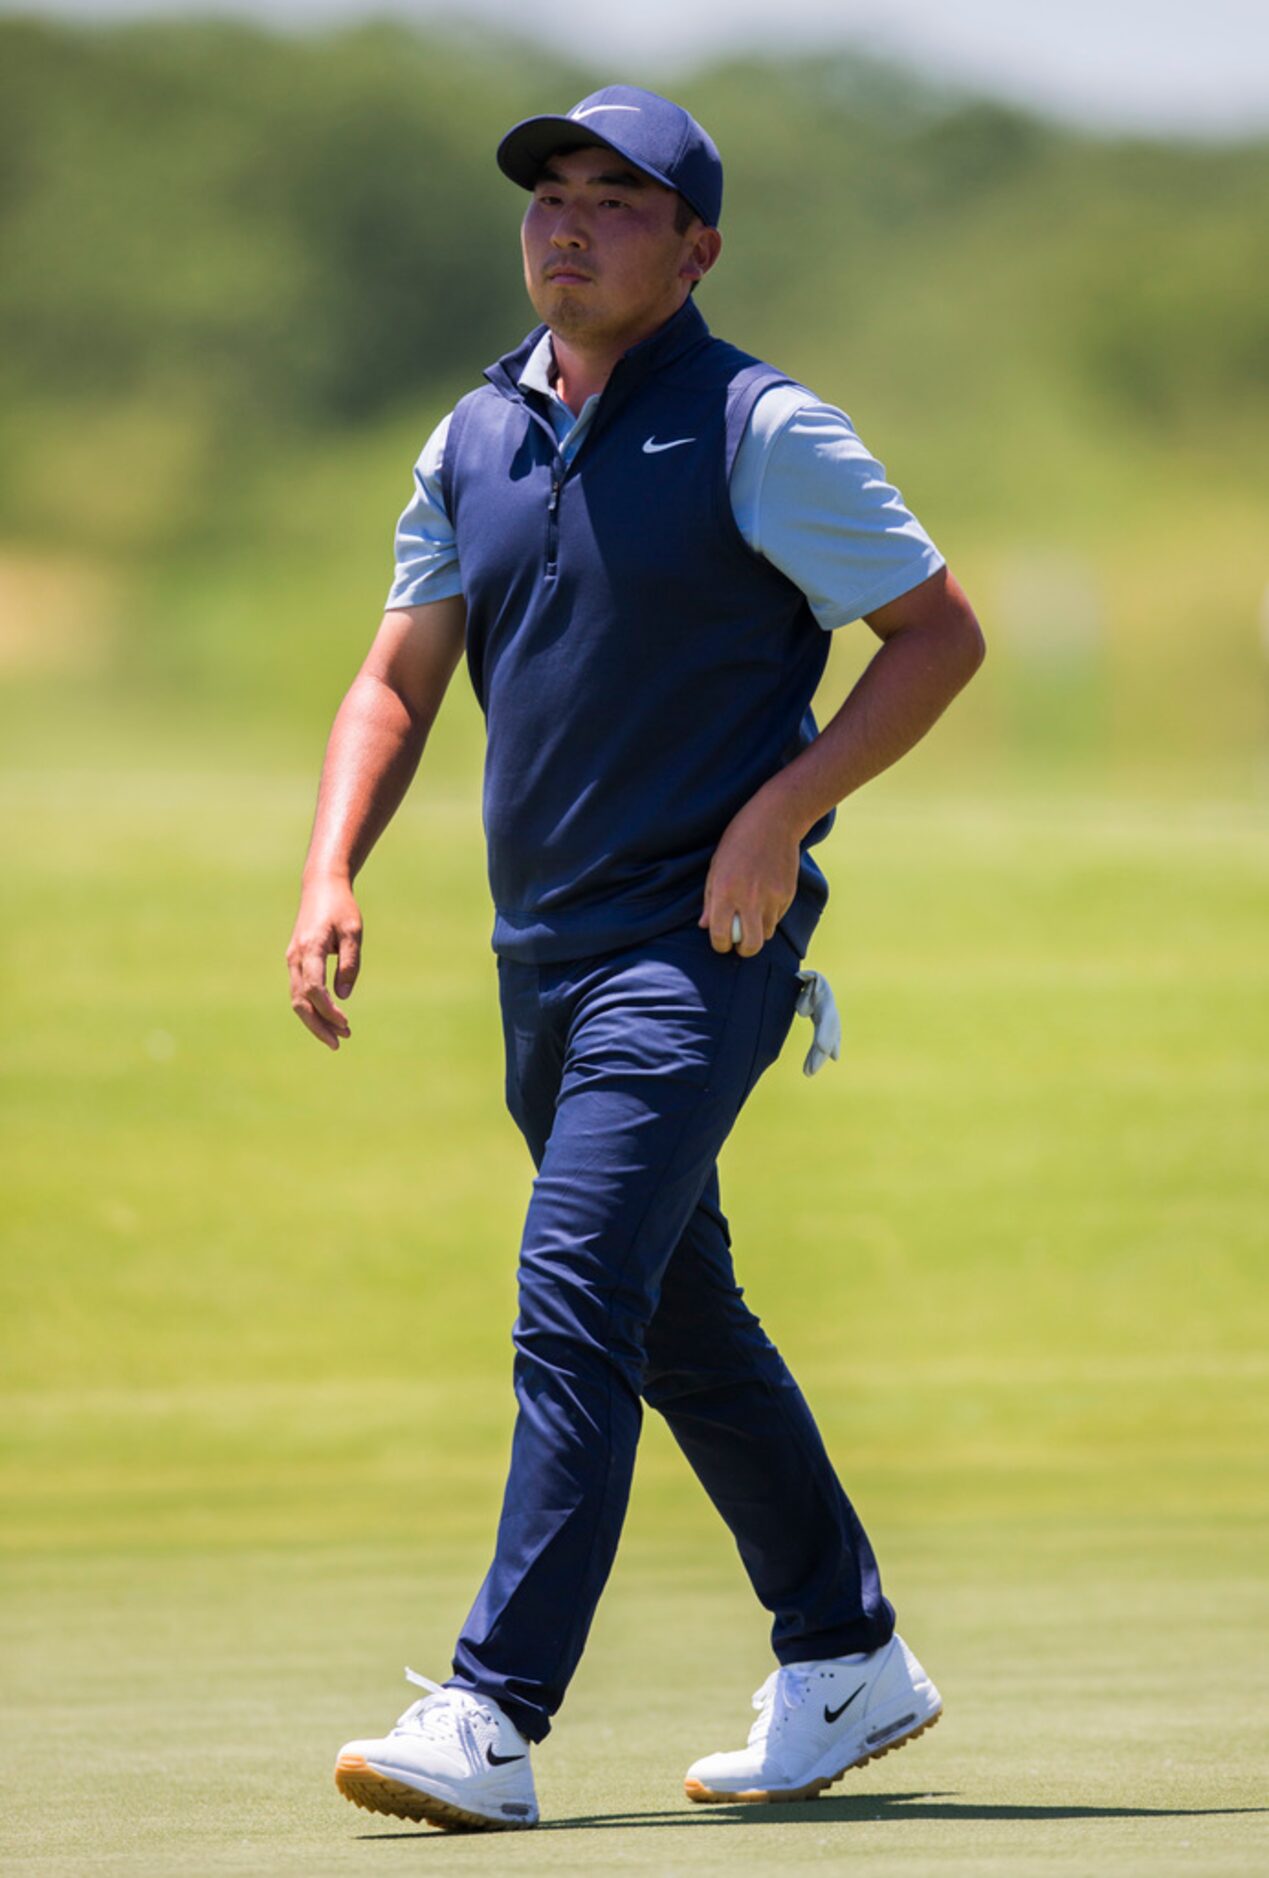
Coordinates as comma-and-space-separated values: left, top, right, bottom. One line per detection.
598, 198, 628, 210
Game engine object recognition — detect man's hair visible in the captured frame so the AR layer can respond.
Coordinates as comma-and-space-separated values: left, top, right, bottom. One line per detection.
673, 194, 698, 235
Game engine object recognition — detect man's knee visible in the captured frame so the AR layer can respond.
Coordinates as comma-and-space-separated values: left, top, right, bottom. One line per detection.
514, 1302, 647, 1399
640, 1308, 777, 1410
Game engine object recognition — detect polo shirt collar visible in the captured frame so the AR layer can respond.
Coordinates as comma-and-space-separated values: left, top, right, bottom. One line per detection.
518, 329, 557, 399
486, 296, 712, 404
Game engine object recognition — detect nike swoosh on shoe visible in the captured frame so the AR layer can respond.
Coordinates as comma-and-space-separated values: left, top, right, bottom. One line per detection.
823, 1684, 865, 1725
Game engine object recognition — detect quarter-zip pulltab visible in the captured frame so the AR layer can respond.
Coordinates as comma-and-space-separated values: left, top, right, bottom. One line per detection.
545, 463, 563, 580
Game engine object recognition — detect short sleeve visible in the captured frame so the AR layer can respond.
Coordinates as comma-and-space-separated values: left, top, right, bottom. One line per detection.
730, 385, 945, 630
384, 412, 464, 610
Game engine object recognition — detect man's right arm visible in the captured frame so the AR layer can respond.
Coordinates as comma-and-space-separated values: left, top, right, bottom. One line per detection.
286, 595, 466, 1050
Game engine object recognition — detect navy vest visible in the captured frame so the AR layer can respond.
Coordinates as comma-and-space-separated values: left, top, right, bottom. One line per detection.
442, 298, 834, 963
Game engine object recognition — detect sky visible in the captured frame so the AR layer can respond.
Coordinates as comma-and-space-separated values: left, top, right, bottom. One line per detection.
11, 0, 1269, 137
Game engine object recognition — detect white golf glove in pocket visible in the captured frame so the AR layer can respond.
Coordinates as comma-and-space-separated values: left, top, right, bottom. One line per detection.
794, 968, 841, 1077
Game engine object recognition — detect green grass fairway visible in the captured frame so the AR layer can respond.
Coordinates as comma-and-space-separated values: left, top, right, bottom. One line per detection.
3, 761, 1267, 1874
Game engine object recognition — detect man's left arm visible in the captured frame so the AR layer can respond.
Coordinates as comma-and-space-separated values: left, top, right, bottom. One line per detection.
700, 565, 985, 955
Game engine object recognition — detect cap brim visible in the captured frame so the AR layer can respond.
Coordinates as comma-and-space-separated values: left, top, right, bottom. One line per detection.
497, 114, 680, 205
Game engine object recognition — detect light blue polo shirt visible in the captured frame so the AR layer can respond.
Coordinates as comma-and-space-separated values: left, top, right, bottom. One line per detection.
388, 332, 944, 627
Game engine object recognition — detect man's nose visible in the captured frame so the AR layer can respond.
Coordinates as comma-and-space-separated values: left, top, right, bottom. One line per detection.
549, 208, 588, 250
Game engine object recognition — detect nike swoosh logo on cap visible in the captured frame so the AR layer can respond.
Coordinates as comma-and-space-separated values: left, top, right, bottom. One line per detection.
571, 105, 642, 119
642, 436, 695, 454
823, 1684, 866, 1724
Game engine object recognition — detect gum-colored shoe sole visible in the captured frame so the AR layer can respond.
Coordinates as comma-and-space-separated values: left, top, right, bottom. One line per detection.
684, 1705, 942, 1805
335, 1752, 537, 1832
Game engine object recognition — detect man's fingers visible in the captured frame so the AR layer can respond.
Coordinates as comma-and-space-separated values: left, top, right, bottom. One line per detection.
291, 976, 349, 1045
285, 941, 308, 1012
733, 911, 763, 959
705, 904, 736, 953
705, 907, 762, 956
286, 888, 363, 1049
287, 949, 345, 1050
701, 876, 772, 957
305, 976, 350, 1036
289, 934, 351, 1040
290, 998, 343, 1051
335, 929, 362, 999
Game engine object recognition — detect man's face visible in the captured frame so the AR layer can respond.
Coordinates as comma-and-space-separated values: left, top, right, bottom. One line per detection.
521, 145, 718, 350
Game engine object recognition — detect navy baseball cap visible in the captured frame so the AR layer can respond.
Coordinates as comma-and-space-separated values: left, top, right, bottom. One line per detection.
497, 84, 723, 228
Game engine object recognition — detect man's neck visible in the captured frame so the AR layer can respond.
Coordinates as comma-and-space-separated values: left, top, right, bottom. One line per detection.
549, 298, 690, 415
549, 337, 619, 415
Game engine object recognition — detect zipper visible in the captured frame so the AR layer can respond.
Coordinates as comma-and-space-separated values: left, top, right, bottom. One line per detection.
545, 463, 562, 579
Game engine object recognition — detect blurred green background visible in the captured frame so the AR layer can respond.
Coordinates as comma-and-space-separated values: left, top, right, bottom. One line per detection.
2, 18, 1267, 1873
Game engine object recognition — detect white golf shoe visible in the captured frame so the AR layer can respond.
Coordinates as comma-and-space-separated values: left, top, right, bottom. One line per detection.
335, 1669, 538, 1831
684, 1634, 941, 1803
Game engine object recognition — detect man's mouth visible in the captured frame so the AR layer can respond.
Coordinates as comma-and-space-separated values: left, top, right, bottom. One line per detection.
546, 268, 593, 285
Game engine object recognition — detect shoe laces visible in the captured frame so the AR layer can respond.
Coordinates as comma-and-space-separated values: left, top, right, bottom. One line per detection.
392, 1668, 493, 1743
747, 1663, 814, 1746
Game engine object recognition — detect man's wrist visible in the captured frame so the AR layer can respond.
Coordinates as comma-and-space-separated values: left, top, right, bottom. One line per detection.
302, 860, 355, 890
757, 767, 824, 846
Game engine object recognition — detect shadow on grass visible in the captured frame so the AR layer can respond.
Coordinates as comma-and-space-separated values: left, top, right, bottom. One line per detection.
360, 1790, 1269, 1838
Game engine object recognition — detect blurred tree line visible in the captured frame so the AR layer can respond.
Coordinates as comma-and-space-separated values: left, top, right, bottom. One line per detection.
3, 18, 1266, 450
1, 17, 1266, 780
0, 20, 554, 434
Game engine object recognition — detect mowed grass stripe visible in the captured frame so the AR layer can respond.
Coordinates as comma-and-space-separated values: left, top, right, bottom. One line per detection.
2, 770, 1266, 1870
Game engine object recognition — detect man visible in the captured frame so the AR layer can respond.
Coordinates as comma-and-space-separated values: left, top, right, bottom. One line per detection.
288, 85, 984, 1833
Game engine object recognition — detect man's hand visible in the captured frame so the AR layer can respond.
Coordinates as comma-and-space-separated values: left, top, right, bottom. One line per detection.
283, 596, 466, 1053
699, 791, 801, 957
286, 874, 362, 1050
699, 570, 985, 959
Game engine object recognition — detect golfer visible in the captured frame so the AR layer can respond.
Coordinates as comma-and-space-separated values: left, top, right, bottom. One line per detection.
287, 84, 984, 1832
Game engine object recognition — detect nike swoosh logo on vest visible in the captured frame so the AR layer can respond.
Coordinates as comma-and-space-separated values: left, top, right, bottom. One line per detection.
642, 436, 696, 454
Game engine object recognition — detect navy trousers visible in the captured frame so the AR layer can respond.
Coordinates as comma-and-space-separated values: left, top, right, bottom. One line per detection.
448, 921, 894, 1742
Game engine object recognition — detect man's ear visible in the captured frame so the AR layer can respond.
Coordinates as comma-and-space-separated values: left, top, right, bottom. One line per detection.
681, 226, 723, 285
